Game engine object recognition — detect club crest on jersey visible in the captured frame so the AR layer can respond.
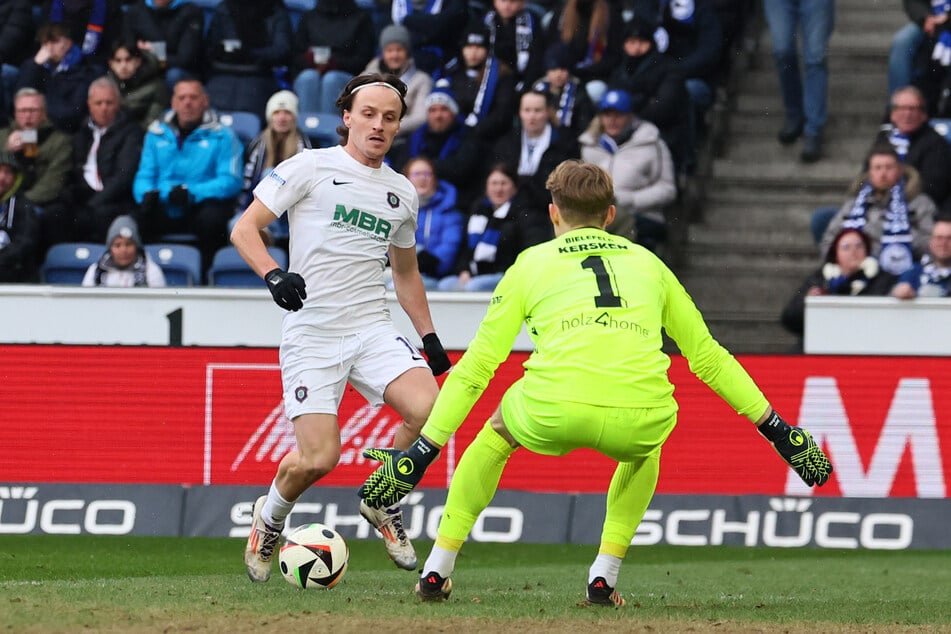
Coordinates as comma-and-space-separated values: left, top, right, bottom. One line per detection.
386, 192, 400, 208
294, 386, 308, 403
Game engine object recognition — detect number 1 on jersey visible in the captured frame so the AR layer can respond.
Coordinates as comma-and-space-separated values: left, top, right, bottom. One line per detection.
582, 255, 622, 307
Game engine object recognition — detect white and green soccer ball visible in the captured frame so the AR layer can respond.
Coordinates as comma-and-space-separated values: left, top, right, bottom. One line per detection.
279, 523, 349, 589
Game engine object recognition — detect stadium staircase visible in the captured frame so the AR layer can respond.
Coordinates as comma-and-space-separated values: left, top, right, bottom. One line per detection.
673, 0, 907, 353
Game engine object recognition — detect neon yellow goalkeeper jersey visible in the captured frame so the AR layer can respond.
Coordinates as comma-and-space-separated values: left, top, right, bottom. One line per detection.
422, 228, 769, 446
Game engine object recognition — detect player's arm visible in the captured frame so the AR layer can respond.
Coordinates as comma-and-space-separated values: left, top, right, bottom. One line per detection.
661, 264, 833, 487
232, 198, 306, 311
389, 243, 450, 375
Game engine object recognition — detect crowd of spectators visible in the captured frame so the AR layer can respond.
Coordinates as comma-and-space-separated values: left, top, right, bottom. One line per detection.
5, 0, 951, 303
0, 0, 754, 287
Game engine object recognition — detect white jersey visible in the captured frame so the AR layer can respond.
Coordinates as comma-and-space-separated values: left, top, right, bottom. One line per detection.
253, 145, 419, 334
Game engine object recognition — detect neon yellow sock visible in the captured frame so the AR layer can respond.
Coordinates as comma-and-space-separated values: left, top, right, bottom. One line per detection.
599, 452, 660, 559
437, 421, 516, 543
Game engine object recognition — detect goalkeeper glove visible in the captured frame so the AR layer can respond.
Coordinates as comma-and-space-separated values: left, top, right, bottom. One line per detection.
265, 268, 307, 311
422, 333, 451, 376
758, 411, 833, 487
358, 435, 440, 508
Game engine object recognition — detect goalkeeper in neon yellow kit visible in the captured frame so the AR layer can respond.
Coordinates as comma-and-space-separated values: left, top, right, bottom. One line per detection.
359, 160, 833, 606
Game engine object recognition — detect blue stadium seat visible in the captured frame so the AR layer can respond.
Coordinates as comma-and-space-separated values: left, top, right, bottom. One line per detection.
930, 118, 951, 145
219, 110, 262, 145
298, 111, 341, 148
285, 0, 315, 28
145, 243, 203, 287
207, 246, 288, 287
40, 243, 104, 284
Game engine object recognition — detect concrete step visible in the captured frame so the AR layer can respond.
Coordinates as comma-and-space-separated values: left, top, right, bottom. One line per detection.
718, 111, 884, 141
711, 156, 857, 186
679, 267, 807, 314
734, 93, 885, 119
699, 201, 821, 233
691, 318, 802, 355
720, 135, 874, 165
705, 185, 845, 207
736, 69, 888, 101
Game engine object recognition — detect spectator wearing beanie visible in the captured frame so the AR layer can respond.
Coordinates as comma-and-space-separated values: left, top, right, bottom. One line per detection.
82, 214, 166, 287
363, 24, 433, 138
232, 89, 312, 246
292, 0, 375, 114
436, 23, 517, 143
533, 42, 595, 136
390, 79, 486, 210
607, 16, 691, 175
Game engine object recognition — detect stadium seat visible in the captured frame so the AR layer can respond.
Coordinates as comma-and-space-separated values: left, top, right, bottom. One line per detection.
219, 110, 261, 145
930, 118, 951, 145
285, 0, 315, 28
145, 243, 202, 287
40, 243, 104, 284
298, 111, 341, 148
207, 245, 288, 287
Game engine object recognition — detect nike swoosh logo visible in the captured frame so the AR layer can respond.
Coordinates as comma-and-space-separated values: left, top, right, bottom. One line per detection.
333, 178, 352, 185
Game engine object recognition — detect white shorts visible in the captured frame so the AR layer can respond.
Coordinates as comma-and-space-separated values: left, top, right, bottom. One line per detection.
280, 321, 430, 419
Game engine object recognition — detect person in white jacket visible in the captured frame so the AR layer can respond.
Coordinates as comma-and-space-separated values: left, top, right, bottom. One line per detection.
82, 215, 165, 287
578, 89, 676, 252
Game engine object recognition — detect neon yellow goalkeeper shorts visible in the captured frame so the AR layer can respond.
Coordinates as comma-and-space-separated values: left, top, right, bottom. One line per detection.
499, 378, 678, 462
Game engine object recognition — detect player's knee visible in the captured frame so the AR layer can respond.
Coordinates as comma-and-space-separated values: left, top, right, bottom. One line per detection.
487, 414, 519, 449
295, 450, 340, 483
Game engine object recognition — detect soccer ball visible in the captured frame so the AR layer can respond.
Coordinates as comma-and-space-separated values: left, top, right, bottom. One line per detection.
279, 523, 349, 589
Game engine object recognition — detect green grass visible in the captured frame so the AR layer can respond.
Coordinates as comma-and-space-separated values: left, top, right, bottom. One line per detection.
1, 536, 950, 633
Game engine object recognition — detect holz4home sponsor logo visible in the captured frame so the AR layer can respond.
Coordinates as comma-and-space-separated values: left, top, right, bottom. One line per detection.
0, 487, 136, 535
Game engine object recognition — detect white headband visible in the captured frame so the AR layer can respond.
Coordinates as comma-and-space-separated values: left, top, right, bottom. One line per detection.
350, 81, 404, 100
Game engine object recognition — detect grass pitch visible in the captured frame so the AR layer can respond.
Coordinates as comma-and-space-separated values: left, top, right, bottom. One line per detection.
1, 536, 949, 633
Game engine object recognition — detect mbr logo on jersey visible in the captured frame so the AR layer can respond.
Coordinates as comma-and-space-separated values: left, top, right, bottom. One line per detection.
331, 204, 391, 241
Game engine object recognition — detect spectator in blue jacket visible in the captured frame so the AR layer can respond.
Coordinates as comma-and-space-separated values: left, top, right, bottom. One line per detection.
397, 156, 465, 289
132, 78, 243, 275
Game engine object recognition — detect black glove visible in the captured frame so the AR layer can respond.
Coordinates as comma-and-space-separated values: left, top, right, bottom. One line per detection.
416, 250, 440, 277
758, 411, 833, 487
167, 184, 191, 208
140, 190, 160, 215
422, 332, 451, 376
264, 268, 307, 311
359, 436, 440, 508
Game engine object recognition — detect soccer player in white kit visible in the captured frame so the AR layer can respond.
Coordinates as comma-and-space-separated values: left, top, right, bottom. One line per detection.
231, 73, 452, 582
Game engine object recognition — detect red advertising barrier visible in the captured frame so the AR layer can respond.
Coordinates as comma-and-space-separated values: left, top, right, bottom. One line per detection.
1, 345, 949, 498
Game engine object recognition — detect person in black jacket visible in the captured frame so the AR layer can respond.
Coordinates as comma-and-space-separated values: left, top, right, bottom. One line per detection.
54, 77, 143, 243
16, 22, 105, 134
608, 16, 691, 174
291, 0, 375, 114
390, 0, 469, 74
120, 0, 205, 90
490, 88, 580, 216
203, 0, 293, 121
437, 23, 518, 144
0, 0, 35, 118
0, 149, 40, 282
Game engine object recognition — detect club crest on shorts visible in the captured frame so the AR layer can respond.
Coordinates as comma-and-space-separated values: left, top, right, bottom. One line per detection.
294, 386, 308, 403
386, 192, 400, 208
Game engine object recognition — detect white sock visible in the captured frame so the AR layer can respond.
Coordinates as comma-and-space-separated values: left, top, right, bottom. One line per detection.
421, 545, 458, 579
588, 554, 622, 588
261, 480, 295, 529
